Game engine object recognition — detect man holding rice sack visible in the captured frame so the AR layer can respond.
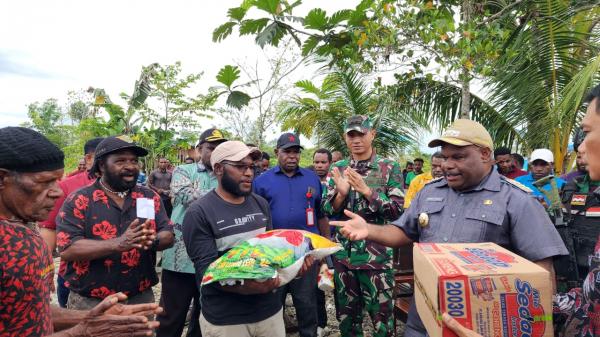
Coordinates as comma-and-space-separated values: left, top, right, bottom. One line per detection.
182, 141, 320, 337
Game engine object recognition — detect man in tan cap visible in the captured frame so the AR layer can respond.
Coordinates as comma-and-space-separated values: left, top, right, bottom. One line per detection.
330, 119, 568, 337
182, 141, 314, 337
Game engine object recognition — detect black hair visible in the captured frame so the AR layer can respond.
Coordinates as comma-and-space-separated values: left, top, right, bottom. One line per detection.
261, 152, 270, 161
313, 148, 332, 162
585, 83, 600, 114
494, 147, 511, 158
431, 151, 444, 159
413, 158, 424, 163
84, 137, 104, 155
405, 161, 413, 167
511, 153, 525, 168
245, 143, 257, 148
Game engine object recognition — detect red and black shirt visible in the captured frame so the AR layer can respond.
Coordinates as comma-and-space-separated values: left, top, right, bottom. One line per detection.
0, 220, 54, 337
56, 180, 173, 299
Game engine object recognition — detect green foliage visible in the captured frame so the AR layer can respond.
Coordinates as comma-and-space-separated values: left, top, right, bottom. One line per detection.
216, 65, 241, 88
278, 68, 417, 157
24, 99, 67, 148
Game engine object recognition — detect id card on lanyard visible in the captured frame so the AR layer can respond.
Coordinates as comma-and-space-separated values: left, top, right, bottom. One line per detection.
306, 187, 315, 226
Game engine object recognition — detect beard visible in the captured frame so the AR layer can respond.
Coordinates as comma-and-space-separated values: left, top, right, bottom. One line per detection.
103, 168, 139, 191
221, 169, 251, 197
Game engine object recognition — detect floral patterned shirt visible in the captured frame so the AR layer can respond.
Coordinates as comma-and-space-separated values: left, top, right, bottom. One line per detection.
56, 180, 173, 299
0, 220, 54, 336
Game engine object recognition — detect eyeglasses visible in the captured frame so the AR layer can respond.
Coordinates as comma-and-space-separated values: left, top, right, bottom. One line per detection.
221, 161, 254, 172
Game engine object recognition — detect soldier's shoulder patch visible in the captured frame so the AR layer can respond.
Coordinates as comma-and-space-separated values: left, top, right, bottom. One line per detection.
503, 178, 532, 193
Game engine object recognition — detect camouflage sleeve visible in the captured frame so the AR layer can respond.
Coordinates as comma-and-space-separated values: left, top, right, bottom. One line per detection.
363, 161, 404, 221
171, 166, 203, 208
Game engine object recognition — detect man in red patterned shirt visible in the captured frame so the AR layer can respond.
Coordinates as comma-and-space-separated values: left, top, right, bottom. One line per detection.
0, 127, 161, 337
39, 137, 103, 308
57, 136, 174, 310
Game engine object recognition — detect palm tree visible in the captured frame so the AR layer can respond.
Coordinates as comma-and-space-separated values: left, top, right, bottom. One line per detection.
277, 69, 420, 157
386, 1, 600, 172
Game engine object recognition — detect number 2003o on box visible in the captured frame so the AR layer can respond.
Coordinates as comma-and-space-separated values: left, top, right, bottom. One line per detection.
413, 242, 552, 337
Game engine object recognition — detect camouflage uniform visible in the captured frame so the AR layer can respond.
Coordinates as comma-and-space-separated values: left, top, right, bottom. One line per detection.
323, 152, 404, 337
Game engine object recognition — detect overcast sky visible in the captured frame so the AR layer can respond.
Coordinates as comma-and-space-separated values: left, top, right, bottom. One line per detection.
0, 1, 360, 125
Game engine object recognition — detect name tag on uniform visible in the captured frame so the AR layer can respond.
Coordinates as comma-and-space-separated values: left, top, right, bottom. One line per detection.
306, 208, 315, 226
426, 197, 444, 202
571, 194, 587, 206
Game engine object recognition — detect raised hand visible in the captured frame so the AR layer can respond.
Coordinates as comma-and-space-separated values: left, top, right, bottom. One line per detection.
330, 209, 369, 241
345, 168, 371, 198
115, 219, 148, 252
332, 167, 350, 197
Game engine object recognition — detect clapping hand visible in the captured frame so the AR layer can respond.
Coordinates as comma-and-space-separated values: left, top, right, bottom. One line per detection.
345, 168, 371, 198
332, 167, 350, 197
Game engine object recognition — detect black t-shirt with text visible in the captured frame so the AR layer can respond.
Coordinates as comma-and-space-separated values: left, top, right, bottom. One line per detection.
182, 190, 281, 325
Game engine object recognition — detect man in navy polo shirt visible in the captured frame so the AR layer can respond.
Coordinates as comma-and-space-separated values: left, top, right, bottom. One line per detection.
254, 133, 329, 337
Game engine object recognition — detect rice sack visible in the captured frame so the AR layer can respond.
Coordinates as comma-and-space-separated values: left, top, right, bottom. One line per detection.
201, 229, 341, 286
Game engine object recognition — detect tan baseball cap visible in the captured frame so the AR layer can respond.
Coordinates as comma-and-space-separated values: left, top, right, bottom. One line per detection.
210, 141, 261, 168
428, 119, 494, 151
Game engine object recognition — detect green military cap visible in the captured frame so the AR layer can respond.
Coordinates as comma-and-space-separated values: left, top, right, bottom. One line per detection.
344, 115, 373, 134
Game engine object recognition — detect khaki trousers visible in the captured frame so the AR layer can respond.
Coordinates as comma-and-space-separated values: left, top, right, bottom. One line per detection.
199, 308, 285, 337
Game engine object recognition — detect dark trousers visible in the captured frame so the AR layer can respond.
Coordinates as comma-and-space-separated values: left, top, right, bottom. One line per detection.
278, 264, 319, 337
163, 198, 173, 218
57, 274, 69, 308
157, 270, 202, 337
316, 288, 327, 328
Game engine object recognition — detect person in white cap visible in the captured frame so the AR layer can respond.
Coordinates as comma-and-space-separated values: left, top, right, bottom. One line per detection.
182, 141, 314, 337
515, 148, 566, 206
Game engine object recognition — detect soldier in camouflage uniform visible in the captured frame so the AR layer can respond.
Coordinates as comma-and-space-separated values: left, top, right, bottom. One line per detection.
157, 128, 227, 337
322, 115, 404, 337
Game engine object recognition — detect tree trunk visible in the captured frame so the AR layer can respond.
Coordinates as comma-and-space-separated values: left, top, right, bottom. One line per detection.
460, 75, 471, 119
460, 0, 471, 119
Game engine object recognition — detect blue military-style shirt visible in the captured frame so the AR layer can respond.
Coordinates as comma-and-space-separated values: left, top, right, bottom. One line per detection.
393, 169, 568, 337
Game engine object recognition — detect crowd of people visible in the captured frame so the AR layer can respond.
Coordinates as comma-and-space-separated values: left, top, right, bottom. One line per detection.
1, 84, 600, 337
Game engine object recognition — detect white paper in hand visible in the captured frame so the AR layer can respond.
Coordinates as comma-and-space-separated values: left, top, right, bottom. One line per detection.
136, 198, 155, 220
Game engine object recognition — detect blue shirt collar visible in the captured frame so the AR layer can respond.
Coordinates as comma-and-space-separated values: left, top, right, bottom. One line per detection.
274, 165, 303, 176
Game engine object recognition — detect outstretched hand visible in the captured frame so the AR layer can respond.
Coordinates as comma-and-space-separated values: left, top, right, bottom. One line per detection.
329, 209, 369, 241
68, 292, 159, 337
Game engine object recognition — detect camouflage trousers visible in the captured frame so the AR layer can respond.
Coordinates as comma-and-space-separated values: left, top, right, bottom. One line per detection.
333, 262, 394, 337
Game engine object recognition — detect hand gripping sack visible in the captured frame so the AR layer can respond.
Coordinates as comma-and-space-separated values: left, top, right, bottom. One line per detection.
201, 229, 341, 286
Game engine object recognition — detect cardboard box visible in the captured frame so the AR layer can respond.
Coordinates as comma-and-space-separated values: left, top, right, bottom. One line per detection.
413, 242, 552, 337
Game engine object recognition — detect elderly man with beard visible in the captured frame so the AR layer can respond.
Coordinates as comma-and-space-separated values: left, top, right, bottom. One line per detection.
157, 128, 227, 337
0, 127, 162, 337
57, 135, 174, 310
331, 119, 568, 337
183, 141, 295, 337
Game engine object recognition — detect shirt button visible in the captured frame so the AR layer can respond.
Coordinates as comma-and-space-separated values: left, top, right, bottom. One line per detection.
451, 213, 456, 217
481, 214, 486, 218
443, 237, 448, 242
